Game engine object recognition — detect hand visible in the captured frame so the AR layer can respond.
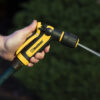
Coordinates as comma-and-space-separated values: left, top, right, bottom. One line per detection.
0, 20, 50, 67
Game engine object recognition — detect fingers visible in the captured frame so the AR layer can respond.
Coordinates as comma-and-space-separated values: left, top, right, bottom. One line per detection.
35, 51, 45, 59
28, 51, 45, 67
30, 57, 39, 63
44, 45, 50, 53
28, 63, 34, 67
28, 45, 50, 67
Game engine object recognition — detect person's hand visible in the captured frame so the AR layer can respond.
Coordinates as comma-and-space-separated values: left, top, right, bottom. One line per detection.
0, 20, 50, 67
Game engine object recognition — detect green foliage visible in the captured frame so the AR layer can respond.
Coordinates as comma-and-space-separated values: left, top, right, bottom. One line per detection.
13, 0, 100, 100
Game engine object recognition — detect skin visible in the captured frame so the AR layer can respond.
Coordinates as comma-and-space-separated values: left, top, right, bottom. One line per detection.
0, 20, 50, 67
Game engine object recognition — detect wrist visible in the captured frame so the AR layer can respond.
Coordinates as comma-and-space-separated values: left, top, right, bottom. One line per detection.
0, 35, 6, 55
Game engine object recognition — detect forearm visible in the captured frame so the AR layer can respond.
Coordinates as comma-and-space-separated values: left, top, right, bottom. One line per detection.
0, 35, 5, 57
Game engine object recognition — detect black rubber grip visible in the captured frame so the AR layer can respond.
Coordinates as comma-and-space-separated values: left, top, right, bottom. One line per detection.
61, 31, 78, 48
51, 29, 78, 48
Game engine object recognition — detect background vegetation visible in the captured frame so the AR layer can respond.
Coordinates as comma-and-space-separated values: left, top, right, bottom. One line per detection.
0, 0, 100, 100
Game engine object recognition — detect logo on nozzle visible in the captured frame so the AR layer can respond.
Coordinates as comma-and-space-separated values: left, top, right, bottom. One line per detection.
30, 40, 43, 53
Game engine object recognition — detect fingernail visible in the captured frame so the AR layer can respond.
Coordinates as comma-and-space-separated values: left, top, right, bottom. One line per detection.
32, 20, 36, 24
31, 20, 35, 25
31, 20, 37, 28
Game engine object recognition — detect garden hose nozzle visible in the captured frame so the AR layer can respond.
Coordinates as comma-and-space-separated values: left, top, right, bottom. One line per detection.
1, 21, 99, 86
0, 22, 79, 86
15, 22, 79, 67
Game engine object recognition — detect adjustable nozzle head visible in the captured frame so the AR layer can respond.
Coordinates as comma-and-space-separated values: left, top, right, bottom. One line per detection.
37, 22, 79, 48
49, 29, 79, 48
60, 31, 79, 48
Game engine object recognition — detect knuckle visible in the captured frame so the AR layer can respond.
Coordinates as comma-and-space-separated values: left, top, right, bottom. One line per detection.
30, 57, 34, 62
41, 52, 45, 59
35, 59, 39, 63
35, 51, 45, 59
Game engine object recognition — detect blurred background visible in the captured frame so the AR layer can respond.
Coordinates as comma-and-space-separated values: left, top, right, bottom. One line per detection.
0, 0, 100, 100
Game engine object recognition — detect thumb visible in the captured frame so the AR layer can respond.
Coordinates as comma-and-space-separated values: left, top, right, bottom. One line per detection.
19, 20, 37, 37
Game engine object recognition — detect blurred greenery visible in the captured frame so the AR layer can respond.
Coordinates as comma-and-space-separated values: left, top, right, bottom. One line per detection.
12, 0, 100, 100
